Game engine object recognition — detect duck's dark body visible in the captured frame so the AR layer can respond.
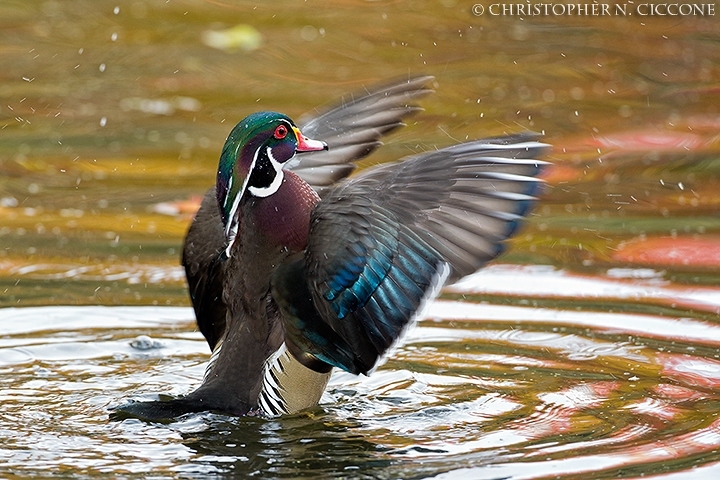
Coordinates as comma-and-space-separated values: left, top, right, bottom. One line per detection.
114, 77, 550, 421
181, 171, 322, 415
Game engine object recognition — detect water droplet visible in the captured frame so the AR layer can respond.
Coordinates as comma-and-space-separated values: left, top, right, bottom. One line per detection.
300, 25, 318, 42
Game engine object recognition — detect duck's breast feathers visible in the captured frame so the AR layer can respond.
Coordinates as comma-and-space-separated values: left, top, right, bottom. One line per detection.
250, 171, 320, 253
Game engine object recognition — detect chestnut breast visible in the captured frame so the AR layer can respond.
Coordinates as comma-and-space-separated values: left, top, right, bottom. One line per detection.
250, 171, 320, 254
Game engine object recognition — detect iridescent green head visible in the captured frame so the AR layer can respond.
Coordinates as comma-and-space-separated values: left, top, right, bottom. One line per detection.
216, 111, 326, 256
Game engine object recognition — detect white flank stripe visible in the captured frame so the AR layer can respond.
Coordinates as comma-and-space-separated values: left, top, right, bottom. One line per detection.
258, 343, 289, 416
202, 339, 223, 382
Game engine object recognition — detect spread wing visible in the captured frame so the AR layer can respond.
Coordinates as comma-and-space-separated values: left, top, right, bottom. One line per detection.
183, 76, 433, 350
182, 190, 227, 350
292, 75, 434, 195
273, 133, 550, 374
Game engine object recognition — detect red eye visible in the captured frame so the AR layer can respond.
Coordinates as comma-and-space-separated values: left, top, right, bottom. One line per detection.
274, 125, 288, 139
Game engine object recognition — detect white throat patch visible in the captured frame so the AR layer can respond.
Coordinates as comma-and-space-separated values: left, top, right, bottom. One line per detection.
248, 147, 287, 198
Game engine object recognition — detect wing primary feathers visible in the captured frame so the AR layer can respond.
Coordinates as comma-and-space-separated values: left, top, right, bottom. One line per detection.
291, 76, 435, 193
182, 190, 229, 351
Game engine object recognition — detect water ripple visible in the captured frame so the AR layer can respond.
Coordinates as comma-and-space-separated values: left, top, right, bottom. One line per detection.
1, 300, 719, 478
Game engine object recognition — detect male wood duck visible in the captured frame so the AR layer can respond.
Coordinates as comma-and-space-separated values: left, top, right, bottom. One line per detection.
115, 76, 549, 420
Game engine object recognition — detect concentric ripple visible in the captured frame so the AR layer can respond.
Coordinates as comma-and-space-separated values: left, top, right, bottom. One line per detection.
1, 268, 720, 478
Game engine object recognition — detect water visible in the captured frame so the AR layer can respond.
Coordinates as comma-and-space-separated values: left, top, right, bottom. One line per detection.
4, 269, 720, 477
2, 1, 720, 478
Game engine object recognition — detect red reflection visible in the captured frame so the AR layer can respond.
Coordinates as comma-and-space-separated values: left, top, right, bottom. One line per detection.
614, 236, 720, 268
591, 131, 705, 151
658, 352, 720, 389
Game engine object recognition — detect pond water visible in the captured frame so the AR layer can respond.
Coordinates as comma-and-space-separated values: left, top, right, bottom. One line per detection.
2, 0, 720, 478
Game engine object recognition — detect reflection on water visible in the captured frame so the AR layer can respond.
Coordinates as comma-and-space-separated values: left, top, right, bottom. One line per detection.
3, 267, 720, 478
2, 0, 720, 478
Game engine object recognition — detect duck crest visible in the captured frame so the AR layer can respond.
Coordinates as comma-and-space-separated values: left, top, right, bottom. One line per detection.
216, 122, 264, 227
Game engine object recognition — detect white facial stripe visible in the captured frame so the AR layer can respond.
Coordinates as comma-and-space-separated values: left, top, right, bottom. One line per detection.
224, 148, 260, 257
223, 175, 233, 208
247, 146, 288, 198
225, 187, 242, 234
224, 221, 238, 258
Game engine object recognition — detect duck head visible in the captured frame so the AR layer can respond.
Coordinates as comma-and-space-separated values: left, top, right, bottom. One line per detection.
216, 111, 327, 257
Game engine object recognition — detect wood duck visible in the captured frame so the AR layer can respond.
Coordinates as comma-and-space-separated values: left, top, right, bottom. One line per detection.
115, 76, 549, 420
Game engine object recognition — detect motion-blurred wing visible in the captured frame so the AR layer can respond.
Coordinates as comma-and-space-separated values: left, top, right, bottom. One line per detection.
274, 133, 549, 374
292, 76, 434, 195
